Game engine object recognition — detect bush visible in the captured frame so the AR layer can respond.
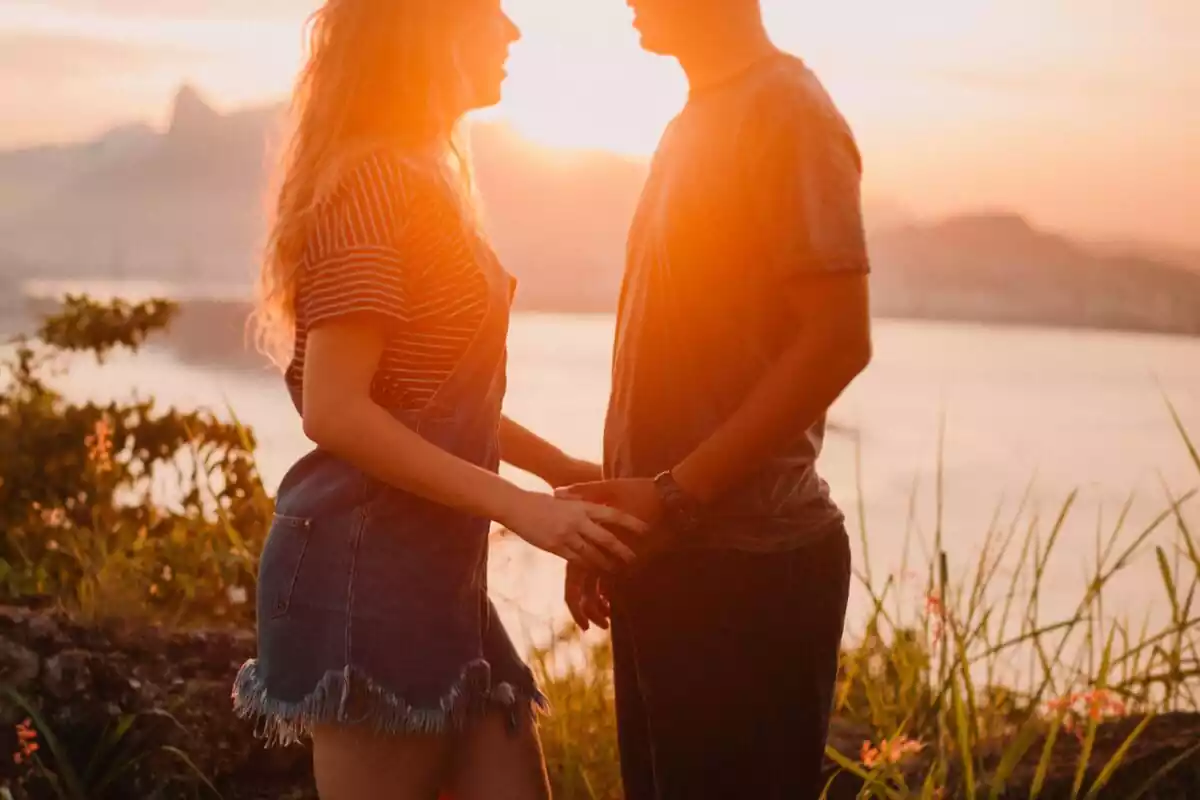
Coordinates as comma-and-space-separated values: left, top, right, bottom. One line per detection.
0, 295, 272, 627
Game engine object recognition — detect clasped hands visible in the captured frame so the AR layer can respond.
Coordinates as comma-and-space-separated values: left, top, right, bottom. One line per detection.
553, 474, 676, 632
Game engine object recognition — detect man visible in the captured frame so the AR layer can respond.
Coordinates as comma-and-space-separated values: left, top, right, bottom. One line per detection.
559, 1, 872, 797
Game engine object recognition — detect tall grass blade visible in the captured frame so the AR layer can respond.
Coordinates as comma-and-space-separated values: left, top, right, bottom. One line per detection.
159, 746, 223, 798
1083, 714, 1154, 800
1030, 712, 1064, 800
854, 433, 873, 589
1159, 473, 1200, 581
1164, 394, 1199, 475
1126, 739, 1200, 800
83, 713, 136, 785
950, 673, 977, 800
1072, 628, 1118, 799
987, 718, 1045, 800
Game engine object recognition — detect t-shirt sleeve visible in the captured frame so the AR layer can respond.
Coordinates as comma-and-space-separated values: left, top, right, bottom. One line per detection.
748, 97, 871, 282
301, 152, 416, 330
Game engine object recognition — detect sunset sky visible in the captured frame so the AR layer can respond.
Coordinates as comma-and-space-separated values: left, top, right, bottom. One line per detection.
2, 0, 1197, 248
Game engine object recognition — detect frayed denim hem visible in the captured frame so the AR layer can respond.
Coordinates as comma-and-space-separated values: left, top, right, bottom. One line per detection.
231, 659, 550, 747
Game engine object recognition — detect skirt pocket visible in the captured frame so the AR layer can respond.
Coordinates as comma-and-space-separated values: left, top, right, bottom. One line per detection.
257, 514, 312, 619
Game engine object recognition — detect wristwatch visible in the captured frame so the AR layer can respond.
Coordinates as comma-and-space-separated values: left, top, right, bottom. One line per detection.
653, 470, 703, 533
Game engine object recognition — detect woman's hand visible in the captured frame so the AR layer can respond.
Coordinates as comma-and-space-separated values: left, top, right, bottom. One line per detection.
500, 490, 648, 570
544, 457, 603, 489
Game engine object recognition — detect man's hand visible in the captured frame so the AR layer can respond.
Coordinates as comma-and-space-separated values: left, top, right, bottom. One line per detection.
565, 562, 611, 631
555, 478, 664, 527
556, 479, 683, 562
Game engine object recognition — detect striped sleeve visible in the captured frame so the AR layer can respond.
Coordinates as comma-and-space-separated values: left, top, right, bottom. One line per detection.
302, 152, 416, 330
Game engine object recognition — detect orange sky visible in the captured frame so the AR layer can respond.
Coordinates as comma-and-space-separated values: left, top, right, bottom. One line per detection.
1, 0, 1198, 248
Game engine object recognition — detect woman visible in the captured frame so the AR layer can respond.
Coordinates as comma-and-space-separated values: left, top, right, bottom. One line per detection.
232, 1, 646, 797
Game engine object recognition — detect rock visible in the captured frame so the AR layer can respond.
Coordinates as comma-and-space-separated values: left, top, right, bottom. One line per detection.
25, 612, 61, 645
0, 602, 316, 799
0, 639, 39, 689
42, 649, 94, 699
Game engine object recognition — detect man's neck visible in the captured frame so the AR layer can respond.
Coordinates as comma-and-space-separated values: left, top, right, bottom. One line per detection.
676, 22, 778, 96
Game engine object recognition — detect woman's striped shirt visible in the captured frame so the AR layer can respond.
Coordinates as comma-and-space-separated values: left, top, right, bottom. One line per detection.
285, 151, 492, 413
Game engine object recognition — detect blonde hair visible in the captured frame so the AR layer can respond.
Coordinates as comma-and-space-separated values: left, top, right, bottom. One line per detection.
252, 0, 480, 367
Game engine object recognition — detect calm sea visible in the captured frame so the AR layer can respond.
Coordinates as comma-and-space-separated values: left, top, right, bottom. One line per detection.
34, 313, 1200, 649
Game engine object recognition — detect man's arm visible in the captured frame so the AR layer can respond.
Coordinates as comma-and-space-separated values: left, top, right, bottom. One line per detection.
498, 416, 602, 488
558, 276, 869, 525
672, 273, 870, 503
560, 95, 871, 525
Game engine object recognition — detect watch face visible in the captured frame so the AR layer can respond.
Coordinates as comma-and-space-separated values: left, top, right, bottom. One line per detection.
655, 472, 700, 531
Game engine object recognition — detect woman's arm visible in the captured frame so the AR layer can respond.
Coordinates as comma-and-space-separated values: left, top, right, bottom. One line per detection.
302, 319, 643, 568
498, 416, 602, 488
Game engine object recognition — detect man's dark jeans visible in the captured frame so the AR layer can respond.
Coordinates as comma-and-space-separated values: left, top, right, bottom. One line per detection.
608, 526, 851, 800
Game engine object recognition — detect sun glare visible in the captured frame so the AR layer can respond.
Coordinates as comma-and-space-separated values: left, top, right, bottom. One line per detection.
3, 0, 1198, 246
0, 0, 1170, 154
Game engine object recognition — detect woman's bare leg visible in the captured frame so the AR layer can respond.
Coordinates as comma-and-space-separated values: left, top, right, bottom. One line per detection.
448, 709, 551, 800
312, 724, 453, 800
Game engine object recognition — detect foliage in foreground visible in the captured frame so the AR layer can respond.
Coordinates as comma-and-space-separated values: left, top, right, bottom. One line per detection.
0, 295, 272, 628
2, 295, 1199, 798
3, 688, 218, 800
825, 404, 1200, 798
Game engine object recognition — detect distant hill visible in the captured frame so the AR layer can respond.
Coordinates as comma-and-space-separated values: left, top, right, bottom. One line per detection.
1090, 241, 1200, 274
868, 214, 1200, 335
3, 85, 1200, 339
0, 86, 280, 286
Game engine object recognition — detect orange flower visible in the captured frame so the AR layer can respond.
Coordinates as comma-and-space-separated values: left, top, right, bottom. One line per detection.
1045, 694, 1075, 715
924, 592, 947, 644
1081, 689, 1126, 720
1046, 688, 1127, 742
862, 735, 924, 769
13, 719, 39, 763
861, 740, 880, 769
85, 417, 114, 472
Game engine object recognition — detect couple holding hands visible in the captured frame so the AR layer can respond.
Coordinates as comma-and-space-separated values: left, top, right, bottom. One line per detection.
234, 0, 871, 797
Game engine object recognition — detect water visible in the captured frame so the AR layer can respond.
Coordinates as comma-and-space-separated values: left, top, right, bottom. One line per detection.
35, 314, 1200, 650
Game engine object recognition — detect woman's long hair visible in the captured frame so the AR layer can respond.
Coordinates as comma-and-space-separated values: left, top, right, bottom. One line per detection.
252, 0, 478, 367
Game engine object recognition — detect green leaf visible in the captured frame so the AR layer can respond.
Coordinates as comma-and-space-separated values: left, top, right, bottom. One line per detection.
987, 718, 1045, 799
1164, 394, 1200, 477
1030, 711, 1064, 800
83, 713, 136, 784
1154, 546, 1181, 624
950, 674, 977, 800
1084, 714, 1154, 800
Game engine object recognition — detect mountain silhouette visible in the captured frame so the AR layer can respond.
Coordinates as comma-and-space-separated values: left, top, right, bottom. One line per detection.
2, 86, 1199, 336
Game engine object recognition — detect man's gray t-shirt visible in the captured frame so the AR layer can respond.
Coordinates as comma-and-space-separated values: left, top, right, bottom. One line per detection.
603, 53, 870, 552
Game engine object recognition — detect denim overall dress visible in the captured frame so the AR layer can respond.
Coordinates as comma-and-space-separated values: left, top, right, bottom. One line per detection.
233, 246, 544, 745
